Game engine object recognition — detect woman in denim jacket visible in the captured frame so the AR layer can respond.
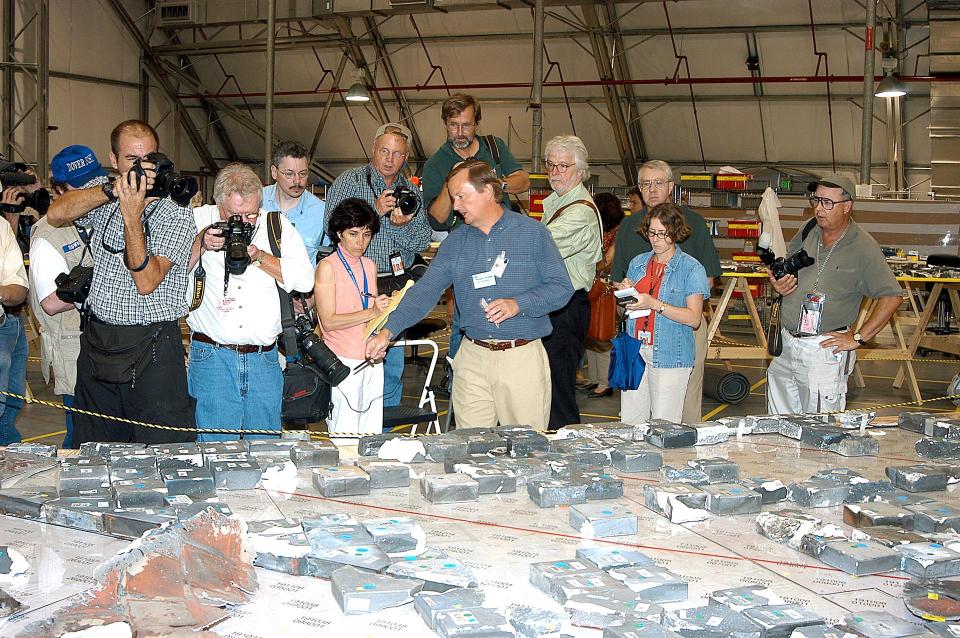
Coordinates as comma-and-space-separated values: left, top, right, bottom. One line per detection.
617, 202, 710, 424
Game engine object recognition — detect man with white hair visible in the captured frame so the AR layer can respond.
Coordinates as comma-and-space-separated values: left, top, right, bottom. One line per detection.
187, 163, 315, 441
540, 135, 603, 429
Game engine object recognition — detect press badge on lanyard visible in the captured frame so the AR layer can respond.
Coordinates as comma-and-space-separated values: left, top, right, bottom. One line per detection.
797, 291, 826, 336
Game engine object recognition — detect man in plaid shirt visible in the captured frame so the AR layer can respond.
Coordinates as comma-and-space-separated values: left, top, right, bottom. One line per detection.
46, 120, 196, 445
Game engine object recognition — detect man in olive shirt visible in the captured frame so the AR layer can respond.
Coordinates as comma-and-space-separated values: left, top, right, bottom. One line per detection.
541, 136, 602, 430
611, 160, 721, 424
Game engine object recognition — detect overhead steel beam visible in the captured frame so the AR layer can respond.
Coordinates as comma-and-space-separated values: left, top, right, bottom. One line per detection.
363, 16, 426, 160
859, 0, 878, 183
265, 0, 276, 179
603, 0, 648, 163
36, 0, 47, 174
151, 20, 930, 57
3, 0, 16, 160
183, 92, 930, 110
531, 0, 545, 172
582, 4, 636, 183
104, 0, 218, 174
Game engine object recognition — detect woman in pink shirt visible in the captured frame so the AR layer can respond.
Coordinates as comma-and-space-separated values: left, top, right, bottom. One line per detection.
315, 198, 390, 435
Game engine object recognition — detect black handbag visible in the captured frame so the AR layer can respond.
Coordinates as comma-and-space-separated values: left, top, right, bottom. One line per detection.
265, 212, 333, 426
83, 319, 160, 387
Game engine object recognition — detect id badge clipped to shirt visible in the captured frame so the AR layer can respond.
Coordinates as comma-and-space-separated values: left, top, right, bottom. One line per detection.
797, 291, 826, 336
389, 252, 405, 276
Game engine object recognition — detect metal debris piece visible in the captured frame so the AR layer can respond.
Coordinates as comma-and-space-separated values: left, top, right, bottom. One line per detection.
362, 516, 426, 555
527, 478, 588, 508
886, 465, 951, 493
312, 465, 371, 497
507, 604, 566, 638
569, 502, 637, 538
895, 542, 960, 578
740, 604, 824, 637
386, 547, 478, 590
575, 547, 654, 571
20, 508, 256, 637
415, 588, 486, 629
209, 460, 262, 490
709, 586, 786, 612
422, 473, 480, 504
610, 444, 662, 473
434, 607, 515, 638
819, 540, 901, 575
565, 591, 663, 629
607, 565, 688, 603
356, 459, 411, 489
330, 565, 422, 615
0, 486, 58, 518
662, 604, 760, 637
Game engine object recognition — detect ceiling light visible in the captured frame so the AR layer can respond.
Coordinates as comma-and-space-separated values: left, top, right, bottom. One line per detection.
345, 83, 370, 103
875, 73, 906, 98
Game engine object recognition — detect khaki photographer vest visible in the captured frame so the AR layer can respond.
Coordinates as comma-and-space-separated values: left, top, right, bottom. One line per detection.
28, 218, 89, 395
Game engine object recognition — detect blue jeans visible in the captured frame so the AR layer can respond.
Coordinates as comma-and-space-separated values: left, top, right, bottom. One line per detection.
383, 343, 404, 407
0, 315, 27, 445
188, 341, 282, 442
63, 394, 76, 448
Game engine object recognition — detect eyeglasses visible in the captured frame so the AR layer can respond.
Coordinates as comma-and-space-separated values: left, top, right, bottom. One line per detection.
375, 148, 407, 161
639, 178, 671, 191
808, 195, 851, 211
646, 230, 670, 240
545, 161, 574, 174
446, 121, 476, 133
279, 170, 309, 180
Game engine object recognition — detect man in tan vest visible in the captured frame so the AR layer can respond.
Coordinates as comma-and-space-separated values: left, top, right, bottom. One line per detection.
28, 145, 105, 448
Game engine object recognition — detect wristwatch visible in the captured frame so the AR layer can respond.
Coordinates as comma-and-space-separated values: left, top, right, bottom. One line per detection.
102, 182, 117, 202
853, 331, 867, 346
657, 303, 666, 315
253, 252, 265, 268
500, 180, 508, 193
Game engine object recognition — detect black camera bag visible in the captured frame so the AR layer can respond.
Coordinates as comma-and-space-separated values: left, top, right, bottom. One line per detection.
767, 217, 818, 357
265, 212, 332, 426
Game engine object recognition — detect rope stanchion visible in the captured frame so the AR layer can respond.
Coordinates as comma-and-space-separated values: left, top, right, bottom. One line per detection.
0, 390, 437, 440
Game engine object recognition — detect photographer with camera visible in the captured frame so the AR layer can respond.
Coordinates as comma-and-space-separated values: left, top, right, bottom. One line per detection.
324, 122, 431, 410
46, 120, 198, 446
766, 174, 902, 415
187, 163, 314, 442
315, 198, 390, 435
27, 145, 107, 448
263, 141, 329, 268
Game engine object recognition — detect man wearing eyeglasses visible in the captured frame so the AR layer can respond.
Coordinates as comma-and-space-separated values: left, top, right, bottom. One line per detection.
188, 163, 314, 441
611, 160, 721, 424
46, 120, 197, 445
422, 94, 529, 232
324, 122, 432, 408
540, 135, 602, 430
262, 141, 328, 268
766, 174, 901, 415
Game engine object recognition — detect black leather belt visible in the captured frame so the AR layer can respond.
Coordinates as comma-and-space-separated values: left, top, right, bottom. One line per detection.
466, 336, 534, 351
192, 332, 276, 353
789, 326, 848, 338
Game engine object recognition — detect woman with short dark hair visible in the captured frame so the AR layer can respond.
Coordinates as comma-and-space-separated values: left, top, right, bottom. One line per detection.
315, 198, 390, 435
618, 202, 709, 423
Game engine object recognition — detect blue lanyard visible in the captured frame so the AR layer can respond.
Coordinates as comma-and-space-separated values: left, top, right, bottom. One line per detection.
337, 248, 369, 309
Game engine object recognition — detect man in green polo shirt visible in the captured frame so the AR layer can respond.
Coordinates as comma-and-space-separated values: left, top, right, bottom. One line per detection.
422, 93, 529, 231
422, 93, 530, 360
611, 159, 721, 424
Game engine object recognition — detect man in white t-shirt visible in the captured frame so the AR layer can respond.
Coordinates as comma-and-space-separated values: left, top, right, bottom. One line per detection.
187, 163, 314, 441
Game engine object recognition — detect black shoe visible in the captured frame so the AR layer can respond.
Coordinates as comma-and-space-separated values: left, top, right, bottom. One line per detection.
577, 382, 599, 392
590, 387, 614, 398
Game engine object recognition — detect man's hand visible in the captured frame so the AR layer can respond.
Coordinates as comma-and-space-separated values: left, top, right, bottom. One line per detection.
370, 294, 390, 315
820, 330, 860, 354
612, 278, 633, 291
123, 161, 156, 196
22, 168, 39, 193
365, 330, 393, 362
375, 189, 398, 216
1, 186, 22, 208
200, 225, 225, 252
117, 166, 147, 220
246, 243, 263, 262
389, 208, 415, 226
767, 269, 798, 296
484, 298, 520, 325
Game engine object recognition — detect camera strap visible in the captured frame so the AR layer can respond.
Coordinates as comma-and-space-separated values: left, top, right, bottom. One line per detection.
767, 217, 817, 357
265, 211, 299, 358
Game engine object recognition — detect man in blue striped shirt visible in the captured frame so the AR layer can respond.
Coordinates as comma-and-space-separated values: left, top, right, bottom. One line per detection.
367, 160, 573, 431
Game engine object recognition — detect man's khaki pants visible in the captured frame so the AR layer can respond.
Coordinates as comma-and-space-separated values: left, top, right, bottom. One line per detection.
681, 320, 708, 423
766, 328, 855, 415
451, 337, 551, 431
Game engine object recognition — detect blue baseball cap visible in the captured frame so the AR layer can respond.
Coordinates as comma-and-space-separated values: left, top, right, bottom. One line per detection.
51, 145, 107, 188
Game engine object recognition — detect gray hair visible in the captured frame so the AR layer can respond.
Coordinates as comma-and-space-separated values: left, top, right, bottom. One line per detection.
638, 159, 674, 183
544, 135, 590, 180
213, 162, 263, 206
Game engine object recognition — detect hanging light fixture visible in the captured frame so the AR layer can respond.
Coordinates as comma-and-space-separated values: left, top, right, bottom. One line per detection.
345, 82, 370, 102
875, 72, 907, 98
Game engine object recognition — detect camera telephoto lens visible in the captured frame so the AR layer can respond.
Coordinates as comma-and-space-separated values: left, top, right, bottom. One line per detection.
298, 330, 349, 387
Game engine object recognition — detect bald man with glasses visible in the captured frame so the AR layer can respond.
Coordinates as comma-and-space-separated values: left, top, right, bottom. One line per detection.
766, 173, 901, 415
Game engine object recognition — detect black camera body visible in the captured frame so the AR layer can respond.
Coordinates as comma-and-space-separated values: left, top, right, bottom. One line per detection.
392, 184, 419, 215
55, 265, 93, 305
294, 314, 349, 387
210, 214, 255, 275
129, 152, 198, 206
758, 245, 815, 280
0, 160, 38, 188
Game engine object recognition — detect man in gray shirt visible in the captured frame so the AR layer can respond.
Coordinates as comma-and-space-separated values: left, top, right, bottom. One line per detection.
766, 173, 902, 415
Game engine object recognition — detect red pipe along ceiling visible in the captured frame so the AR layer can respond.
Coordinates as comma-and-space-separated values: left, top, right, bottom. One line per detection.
176, 75, 960, 100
